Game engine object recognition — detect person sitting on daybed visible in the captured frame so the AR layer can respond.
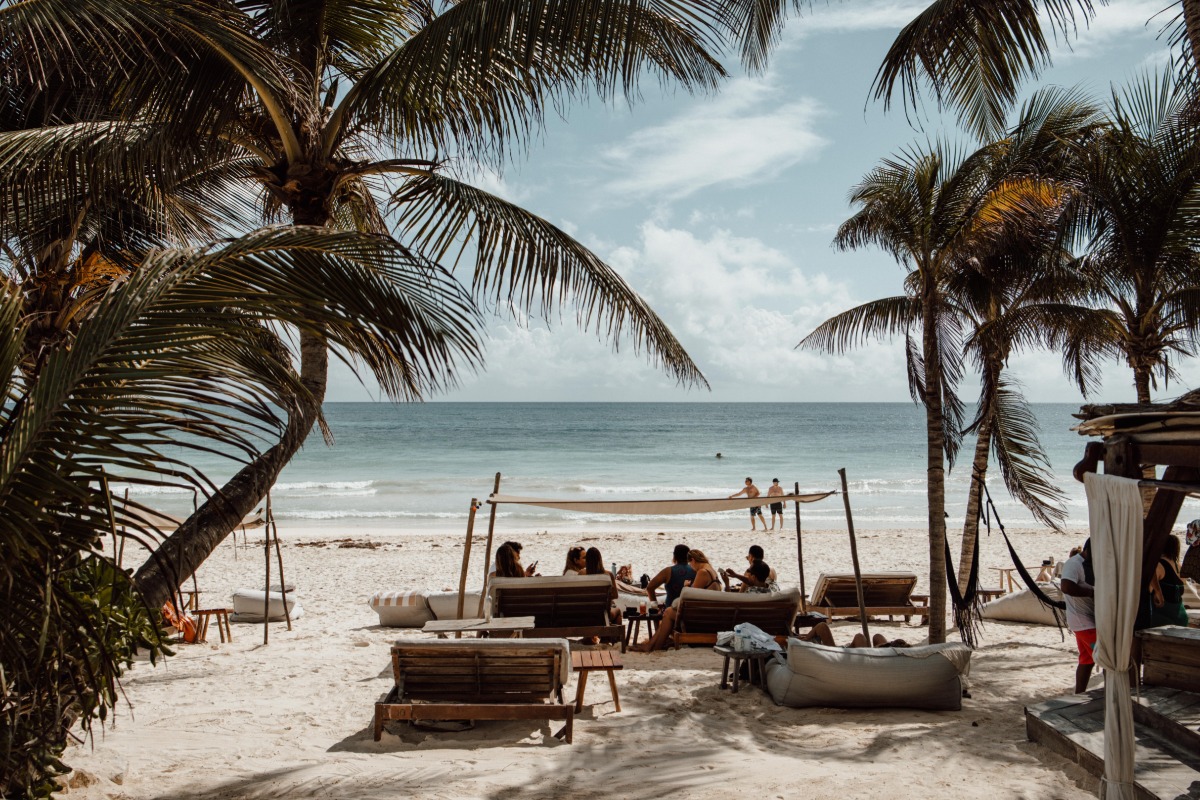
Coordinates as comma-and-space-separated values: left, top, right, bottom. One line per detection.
797, 620, 910, 649
494, 543, 536, 578
629, 550, 722, 653
721, 545, 778, 592
645, 544, 694, 609
584, 547, 622, 622
563, 546, 586, 575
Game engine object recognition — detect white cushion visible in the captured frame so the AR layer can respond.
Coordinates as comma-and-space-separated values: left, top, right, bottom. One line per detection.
980, 583, 1063, 625
232, 589, 299, 621
427, 590, 484, 620
368, 590, 434, 627
678, 586, 802, 606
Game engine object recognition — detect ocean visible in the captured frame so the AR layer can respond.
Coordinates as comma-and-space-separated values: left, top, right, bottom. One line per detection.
119, 402, 1112, 535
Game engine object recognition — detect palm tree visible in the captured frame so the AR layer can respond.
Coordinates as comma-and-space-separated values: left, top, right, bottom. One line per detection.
1065, 74, 1200, 404
800, 93, 1104, 641
3, 0, 804, 605
0, 226, 483, 797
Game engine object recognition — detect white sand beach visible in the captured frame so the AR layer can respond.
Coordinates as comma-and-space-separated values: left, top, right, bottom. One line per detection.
61, 524, 1101, 800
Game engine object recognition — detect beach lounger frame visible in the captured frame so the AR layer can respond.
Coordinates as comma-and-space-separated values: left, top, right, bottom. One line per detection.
489, 575, 625, 650
807, 572, 930, 622
374, 638, 574, 743
671, 587, 802, 648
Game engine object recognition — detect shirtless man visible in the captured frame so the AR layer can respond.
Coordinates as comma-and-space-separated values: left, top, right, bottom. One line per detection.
767, 478, 785, 530
730, 477, 765, 531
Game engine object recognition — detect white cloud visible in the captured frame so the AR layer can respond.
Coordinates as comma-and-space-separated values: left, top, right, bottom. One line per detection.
598, 76, 828, 199
791, 1, 928, 34
1052, 0, 1167, 63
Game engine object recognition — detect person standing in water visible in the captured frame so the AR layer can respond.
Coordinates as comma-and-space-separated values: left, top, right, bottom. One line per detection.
729, 477, 765, 531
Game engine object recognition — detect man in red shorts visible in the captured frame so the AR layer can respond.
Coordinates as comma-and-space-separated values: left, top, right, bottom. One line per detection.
1060, 539, 1096, 694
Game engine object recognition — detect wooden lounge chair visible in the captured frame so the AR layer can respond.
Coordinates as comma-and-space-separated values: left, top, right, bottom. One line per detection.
672, 587, 802, 648
373, 638, 574, 743
807, 572, 928, 622
489, 575, 624, 650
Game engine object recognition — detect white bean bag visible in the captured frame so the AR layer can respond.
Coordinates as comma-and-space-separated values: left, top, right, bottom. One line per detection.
231, 589, 302, 622
979, 582, 1063, 625
765, 638, 972, 711
368, 590, 434, 627
426, 590, 484, 620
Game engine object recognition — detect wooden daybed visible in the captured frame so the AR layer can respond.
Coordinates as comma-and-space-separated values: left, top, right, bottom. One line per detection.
373, 638, 574, 743
807, 572, 930, 623
489, 575, 624, 650
672, 587, 802, 648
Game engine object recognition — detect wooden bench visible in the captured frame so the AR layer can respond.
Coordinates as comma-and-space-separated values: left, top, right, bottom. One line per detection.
571, 649, 622, 713
672, 587, 801, 648
809, 572, 929, 623
490, 575, 624, 650
1139, 626, 1200, 692
374, 639, 573, 743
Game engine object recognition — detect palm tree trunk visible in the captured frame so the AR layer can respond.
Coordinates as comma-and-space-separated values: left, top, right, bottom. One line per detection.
921, 283, 948, 644
134, 203, 332, 607
1134, 365, 1152, 405
133, 331, 327, 606
958, 421, 992, 588
1183, 0, 1200, 70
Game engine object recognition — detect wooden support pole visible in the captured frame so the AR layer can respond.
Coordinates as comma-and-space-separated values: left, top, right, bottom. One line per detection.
839, 468, 870, 642
476, 473, 502, 618
263, 494, 272, 645
270, 497, 292, 631
794, 481, 807, 613
455, 499, 480, 634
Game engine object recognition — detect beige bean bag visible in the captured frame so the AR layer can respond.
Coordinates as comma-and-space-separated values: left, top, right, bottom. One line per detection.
231, 589, 303, 622
979, 582, 1063, 625
426, 590, 484, 620
765, 638, 971, 711
368, 590, 435, 627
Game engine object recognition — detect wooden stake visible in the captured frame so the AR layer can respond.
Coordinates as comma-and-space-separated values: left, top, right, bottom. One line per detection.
476, 473, 502, 618
270, 496, 291, 631
263, 493, 272, 645
839, 468, 870, 642
794, 481, 807, 613
455, 499, 480, 635
117, 489, 129, 567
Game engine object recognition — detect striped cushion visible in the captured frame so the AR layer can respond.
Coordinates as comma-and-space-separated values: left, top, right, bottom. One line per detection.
369, 590, 429, 609
368, 590, 434, 628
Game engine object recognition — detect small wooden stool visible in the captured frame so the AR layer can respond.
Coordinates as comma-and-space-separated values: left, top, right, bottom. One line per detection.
623, 612, 660, 648
193, 608, 233, 644
571, 649, 623, 713
713, 645, 772, 693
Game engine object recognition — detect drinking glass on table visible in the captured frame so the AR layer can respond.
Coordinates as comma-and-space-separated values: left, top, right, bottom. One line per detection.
638, 600, 647, 615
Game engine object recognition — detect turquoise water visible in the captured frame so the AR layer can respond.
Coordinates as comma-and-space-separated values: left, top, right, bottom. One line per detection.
123, 402, 1097, 533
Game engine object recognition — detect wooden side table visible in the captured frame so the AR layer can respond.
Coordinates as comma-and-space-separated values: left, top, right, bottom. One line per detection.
193, 608, 232, 644
572, 649, 623, 713
623, 612, 660, 648
713, 645, 772, 693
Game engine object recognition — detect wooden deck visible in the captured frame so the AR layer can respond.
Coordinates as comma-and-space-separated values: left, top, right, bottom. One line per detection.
1025, 686, 1200, 799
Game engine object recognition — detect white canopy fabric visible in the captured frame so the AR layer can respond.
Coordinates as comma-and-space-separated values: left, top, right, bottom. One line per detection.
1084, 472, 1144, 800
487, 492, 836, 515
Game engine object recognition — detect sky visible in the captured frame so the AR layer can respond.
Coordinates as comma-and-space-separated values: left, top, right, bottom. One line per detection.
327, 0, 1198, 404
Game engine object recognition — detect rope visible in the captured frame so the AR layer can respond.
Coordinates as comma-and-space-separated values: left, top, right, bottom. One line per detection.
946, 472, 1067, 646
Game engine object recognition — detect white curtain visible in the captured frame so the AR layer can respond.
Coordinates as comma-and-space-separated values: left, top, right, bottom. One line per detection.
1084, 472, 1144, 800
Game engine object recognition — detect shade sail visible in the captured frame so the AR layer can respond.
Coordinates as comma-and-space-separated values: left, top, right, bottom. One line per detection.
486, 492, 836, 515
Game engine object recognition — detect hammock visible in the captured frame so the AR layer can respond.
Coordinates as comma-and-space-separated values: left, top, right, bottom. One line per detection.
946, 473, 1066, 646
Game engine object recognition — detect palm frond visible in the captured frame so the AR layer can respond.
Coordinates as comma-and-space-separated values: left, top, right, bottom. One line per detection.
987, 374, 1068, 528
872, 0, 1097, 139
797, 295, 918, 354
391, 171, 706, 387
326, 0, 731, 161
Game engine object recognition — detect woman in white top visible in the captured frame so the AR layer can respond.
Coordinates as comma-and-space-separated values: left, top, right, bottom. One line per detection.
562, 546, 586, 575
